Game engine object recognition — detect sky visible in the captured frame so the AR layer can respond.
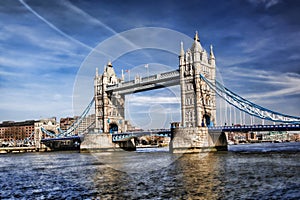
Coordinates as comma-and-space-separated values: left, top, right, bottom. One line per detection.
0, 0, 300, 128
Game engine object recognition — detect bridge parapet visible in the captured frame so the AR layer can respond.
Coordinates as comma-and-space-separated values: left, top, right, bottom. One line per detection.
141, 75, 157, 82
160, 70, 180, 78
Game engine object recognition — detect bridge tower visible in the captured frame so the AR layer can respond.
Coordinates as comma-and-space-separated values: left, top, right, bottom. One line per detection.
94, 62, 126, 133
81, 62, 135, 152
179, 32, 216, 128
170, 32, 227, 153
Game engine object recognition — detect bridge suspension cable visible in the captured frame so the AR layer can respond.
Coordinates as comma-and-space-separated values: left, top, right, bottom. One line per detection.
41, 98, 95, 137
60, 97, 95, 137
41, 127, 57, 137
200, 74, 300, 124
24, 131, 35, 143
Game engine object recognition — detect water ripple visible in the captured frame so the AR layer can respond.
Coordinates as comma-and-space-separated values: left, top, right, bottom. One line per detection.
0, 143, 299, 199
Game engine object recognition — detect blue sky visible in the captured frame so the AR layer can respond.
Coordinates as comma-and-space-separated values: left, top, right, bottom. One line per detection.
1, 0, 300, 128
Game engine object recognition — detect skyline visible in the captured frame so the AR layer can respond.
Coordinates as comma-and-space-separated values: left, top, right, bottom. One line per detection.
1, 0, 300, 128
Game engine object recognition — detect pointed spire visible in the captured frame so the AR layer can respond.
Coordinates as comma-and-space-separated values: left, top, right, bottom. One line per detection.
210, 44, 215, 59
103, 65, 107, 76
194, 31, 199, 42
107, 60, 112, 67
180, 41, 184, 56
96, 67, 98, 76
192, 31, 201, 52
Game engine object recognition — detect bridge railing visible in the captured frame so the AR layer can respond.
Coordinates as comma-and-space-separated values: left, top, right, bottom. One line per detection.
160, 70, 180, 78
208, 123, 300, 132
141, 75, 157, 82
111, 129, 171, 142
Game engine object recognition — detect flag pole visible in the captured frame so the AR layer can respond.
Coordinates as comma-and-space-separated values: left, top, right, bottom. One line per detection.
145, 64, 149, 80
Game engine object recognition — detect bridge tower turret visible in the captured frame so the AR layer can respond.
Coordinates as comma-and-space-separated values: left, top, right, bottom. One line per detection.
179, 31, 216, 128
209, 44, 216, 80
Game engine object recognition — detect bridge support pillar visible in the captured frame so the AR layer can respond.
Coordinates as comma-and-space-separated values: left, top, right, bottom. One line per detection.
169, 127, 227, 153
80, 129, 136, 152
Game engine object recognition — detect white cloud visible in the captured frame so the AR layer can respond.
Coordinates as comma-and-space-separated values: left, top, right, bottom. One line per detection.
2, 24, 81, 54
239, 37, 271, 54
0, 69, 23, 77
0, 24, 86, 72
247, 0, 281, 9
18, 0, 96, 52
61, 1, 116, 34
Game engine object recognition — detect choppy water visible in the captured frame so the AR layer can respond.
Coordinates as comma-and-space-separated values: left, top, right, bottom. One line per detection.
0, 142, 300, 199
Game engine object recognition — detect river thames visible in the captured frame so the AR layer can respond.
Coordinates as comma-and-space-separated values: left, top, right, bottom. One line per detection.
1, 142, 299, 199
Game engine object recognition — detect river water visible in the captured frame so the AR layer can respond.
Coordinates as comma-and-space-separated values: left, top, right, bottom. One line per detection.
0, 142, 299, 199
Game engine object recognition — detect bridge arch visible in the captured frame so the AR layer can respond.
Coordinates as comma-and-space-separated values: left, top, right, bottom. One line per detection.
109, 122, 118, 133
203, 113, 212, 127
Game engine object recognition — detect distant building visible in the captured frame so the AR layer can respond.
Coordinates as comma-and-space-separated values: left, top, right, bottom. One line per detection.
60, 117, 78, 131
77, 114, 95, 134
59, 114, 96, 135
227, 131, 299, 144
261, 131, 290, 141
0, 120, 36, 145
291, 133, 300, 141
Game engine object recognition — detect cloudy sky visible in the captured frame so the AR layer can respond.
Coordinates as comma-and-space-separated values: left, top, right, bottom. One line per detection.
1, 0, 300, 128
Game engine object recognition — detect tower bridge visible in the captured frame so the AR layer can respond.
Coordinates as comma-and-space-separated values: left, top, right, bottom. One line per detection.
40, 32, 300, 153
80, 32, 225, 153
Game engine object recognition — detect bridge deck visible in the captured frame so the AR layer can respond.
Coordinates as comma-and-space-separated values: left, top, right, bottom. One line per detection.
39, 124, 299, 143
112, 124, 300, 142
41, 136, 82, 142
112, 130, 171, 142
209, 124, 300, 132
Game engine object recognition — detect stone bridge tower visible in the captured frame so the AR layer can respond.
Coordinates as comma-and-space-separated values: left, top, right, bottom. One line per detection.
179, 32, 216, 128
94, 62, 126, 133
170, 32, 226, 153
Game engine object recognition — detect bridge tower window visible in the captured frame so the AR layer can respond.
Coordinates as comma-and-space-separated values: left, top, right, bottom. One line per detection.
203, 114, 211, 127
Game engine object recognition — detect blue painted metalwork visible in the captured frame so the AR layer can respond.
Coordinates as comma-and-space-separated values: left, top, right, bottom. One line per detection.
39, 98, 95, 147
112, 130, 171, 142
24, 131, 35, 143
40, 98, 95, 138
41, 135, 81, 142
41, 127, 57, 137
59, 98, 95, 137
209, 123, 300, 132
200, 74, 300, 124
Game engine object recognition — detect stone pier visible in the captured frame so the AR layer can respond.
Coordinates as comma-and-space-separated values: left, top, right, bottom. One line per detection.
80, 130, 136, 152
169, 127, 228, 153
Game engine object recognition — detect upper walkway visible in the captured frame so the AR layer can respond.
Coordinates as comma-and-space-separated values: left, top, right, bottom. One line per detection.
106, 70, 180, 94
